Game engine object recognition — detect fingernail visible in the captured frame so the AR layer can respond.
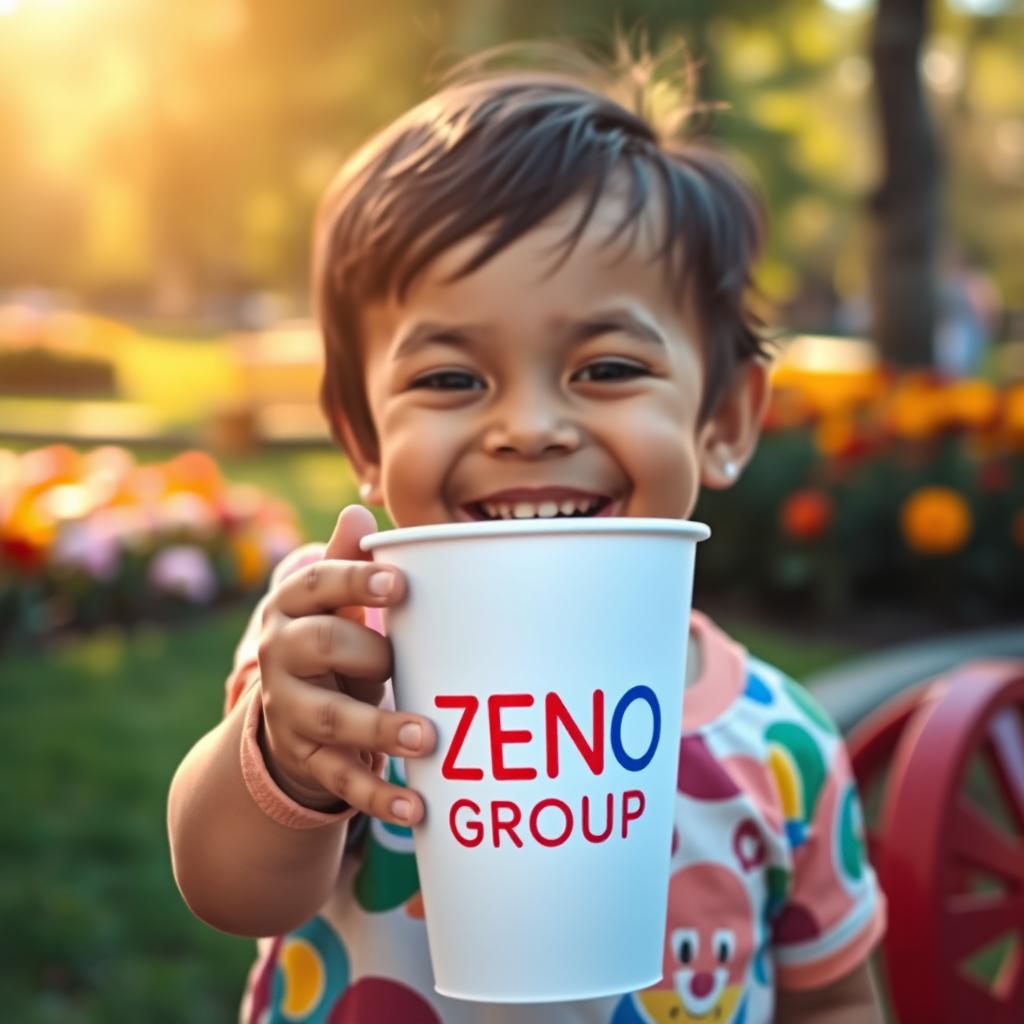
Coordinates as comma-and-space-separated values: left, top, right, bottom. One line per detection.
368, 571, 394, 596
391, 797, 412, 820
398, 722, 422, 750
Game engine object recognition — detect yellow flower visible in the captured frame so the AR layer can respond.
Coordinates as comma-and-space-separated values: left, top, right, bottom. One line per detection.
232, 532, 268, 589
900, 487, 973, 556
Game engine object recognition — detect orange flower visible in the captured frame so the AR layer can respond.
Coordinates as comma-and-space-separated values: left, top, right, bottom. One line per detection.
780, 489, 833, 541
884, 387, 940, 441
815, 415, 858, 459
946, 380, 1000, 432
19, 444, 81, 494
1004, 385, 1024, 447
164, 450, 224, 504
900, 487, 972, 556
108, 465, 165, 510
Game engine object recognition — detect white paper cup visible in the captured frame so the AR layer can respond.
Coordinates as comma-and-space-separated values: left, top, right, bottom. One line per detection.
360, 517, 710, 1003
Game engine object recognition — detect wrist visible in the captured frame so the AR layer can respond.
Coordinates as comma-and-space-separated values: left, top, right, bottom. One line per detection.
238, 686, 355, 829
255, 709, 350, 814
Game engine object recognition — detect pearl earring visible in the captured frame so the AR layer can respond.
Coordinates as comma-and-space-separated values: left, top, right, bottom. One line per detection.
359, 483, 373, 501
722, 461, 739, 481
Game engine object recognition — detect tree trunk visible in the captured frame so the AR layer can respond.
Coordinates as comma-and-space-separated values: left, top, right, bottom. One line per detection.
868, 0, 942, 367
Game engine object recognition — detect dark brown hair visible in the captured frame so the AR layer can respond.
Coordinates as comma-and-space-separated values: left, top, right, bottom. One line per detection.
314, 43, 770, 464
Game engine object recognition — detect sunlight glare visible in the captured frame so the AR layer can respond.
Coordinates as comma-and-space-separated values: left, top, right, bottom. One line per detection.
950, 0, 1011, 13
823, 0, 871, 12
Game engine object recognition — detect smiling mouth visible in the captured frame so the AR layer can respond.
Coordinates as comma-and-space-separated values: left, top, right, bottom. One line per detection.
462, 495, 618, 521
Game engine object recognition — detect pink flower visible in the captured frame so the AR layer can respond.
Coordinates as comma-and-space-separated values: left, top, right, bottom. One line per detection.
155, 492, 218, 539
92, 505, 154, 550
148, 545, 217, 603
52, 520, 121, 581
261, 521, 302, 569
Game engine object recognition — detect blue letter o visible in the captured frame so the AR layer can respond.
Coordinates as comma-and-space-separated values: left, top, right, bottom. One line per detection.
610, 685, 660, 772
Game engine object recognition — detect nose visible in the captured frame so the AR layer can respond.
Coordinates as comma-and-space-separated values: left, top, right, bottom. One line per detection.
689, 972, 715, 999
483, 388, 580, 458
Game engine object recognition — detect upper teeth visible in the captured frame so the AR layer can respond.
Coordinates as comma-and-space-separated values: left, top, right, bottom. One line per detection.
481, 498, 602, 519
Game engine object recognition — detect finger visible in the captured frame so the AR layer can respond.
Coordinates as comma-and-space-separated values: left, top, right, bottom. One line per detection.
306, 745, 425, 825
273, 614, 394, 681
271, 558, 406, 620
274, 675, 435, 758
324, 504, 377, 562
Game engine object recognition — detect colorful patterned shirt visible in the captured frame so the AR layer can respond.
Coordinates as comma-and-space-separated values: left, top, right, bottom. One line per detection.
226, 544, 885, 1024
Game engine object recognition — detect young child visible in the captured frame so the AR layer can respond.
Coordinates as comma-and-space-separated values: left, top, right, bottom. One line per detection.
168, 45, 886, 1024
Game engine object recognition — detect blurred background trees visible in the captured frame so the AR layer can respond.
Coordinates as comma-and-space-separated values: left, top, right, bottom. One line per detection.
0, 0, 1021, 361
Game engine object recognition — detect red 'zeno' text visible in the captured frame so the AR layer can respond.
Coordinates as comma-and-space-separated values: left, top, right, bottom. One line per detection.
435, 685, 660, 782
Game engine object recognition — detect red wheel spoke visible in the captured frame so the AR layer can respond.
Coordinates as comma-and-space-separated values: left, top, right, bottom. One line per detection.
951, 797, 1024, 884
986, 709, 1024, 833
995, 940, 1024, 1006
947, 893, 1024, 961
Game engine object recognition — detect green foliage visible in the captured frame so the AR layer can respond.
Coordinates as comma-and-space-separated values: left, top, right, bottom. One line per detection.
694, 426, 1024, 623
1, 0, 1021, 309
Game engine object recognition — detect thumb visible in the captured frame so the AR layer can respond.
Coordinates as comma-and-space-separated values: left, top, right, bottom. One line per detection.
324, 503, 378, 563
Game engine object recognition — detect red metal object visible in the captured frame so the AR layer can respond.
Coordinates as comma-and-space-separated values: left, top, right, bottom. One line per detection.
877, 661, 1024, 1024
845, 683, 928, 866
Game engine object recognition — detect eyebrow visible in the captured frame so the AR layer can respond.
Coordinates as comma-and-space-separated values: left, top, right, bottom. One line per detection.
392, 307, 667, 361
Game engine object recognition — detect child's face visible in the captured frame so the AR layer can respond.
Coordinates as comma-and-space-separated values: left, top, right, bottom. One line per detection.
353, 191, 767, 528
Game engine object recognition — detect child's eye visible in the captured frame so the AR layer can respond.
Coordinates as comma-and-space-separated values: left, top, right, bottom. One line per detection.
409, 370, 484, 390
574, 360, 648, 383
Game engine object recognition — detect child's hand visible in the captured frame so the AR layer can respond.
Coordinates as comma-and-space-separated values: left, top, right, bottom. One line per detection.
255, 504, 434, 826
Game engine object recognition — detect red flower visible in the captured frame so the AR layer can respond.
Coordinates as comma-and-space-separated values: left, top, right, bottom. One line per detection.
2, 536, 46, 572
978, 462, 1011, 494
780, 489, 834, 542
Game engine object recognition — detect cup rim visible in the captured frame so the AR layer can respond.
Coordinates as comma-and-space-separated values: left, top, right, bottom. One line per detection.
359, 516, 711, 552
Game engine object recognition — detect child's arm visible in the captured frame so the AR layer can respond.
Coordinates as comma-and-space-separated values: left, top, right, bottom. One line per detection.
775, 961, 884, 1023
167, 685, 353, 937
167, 506, 435, 938
766, 676, 888, 1024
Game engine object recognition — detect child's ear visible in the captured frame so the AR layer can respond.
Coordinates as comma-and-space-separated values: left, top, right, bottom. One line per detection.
333, 413, 384, 506
357, 470, 383, 506
698, 358, 771, 489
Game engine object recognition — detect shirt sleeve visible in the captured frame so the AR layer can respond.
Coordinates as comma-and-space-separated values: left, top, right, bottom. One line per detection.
770, 706, 887, 991
224, 542, 327, 715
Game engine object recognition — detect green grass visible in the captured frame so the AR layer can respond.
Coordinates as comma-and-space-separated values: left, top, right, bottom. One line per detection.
0, 445, 859, 1021
1, 613, 258, 1022
717, 617, 855, 680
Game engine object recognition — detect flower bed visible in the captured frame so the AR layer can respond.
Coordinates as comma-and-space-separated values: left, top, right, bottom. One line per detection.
0, 445, 301, 647
693, 370, 1024, 620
